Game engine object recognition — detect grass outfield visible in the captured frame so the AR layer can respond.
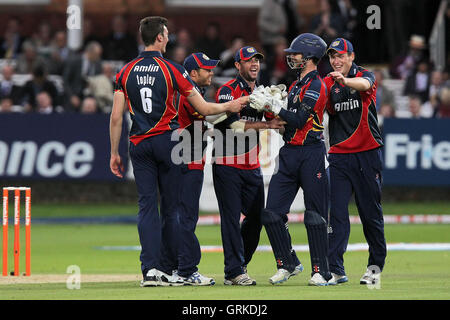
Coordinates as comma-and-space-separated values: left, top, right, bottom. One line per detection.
1, 223, 449, 300
27, 201, 450, 218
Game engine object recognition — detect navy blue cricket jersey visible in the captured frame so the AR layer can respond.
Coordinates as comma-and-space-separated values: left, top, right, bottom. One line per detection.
214, 75, 266, 170
278, 70, 328, 146
324, 63, 383, 153
176, 83, 207, 170
115, 51, 195, 145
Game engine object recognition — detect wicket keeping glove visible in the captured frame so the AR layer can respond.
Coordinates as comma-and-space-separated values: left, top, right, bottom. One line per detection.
262, 96, 287, 115
265, 84, 288, 115
268, 84, 288, 100
249, 84, 288, 114
249, 91, 268, 112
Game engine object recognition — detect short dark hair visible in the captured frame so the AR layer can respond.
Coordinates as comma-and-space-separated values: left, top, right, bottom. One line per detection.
310, 57, 320, 65
139, 16, 168, 46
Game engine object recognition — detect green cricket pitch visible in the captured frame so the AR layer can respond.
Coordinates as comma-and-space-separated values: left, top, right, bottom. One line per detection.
1, 223, 449, 300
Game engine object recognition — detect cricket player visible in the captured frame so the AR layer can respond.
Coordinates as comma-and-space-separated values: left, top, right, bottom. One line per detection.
324, 38, 386, 285
213, 46, 286, 286
109, 16, 247, 287
250, 33, 336, 286
174, 52, 220, 285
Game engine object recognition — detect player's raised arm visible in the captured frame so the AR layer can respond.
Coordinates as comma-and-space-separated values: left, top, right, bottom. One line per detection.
187, 89, 247, 115
327, 39, 375, 92
328, 71, 371, 91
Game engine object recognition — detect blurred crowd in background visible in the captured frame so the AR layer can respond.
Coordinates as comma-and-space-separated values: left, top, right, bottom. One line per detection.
0, 0, 449, 121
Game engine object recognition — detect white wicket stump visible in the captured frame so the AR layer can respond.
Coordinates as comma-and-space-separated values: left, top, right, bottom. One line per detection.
2, 187, 31, 277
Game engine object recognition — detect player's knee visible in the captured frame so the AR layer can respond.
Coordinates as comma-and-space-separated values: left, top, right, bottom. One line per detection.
261, 209, 284, 225
304, 210, 327, 226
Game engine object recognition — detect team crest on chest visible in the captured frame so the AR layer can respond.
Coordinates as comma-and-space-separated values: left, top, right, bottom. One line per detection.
334, 87, 340, 94
293, 94, 298, 103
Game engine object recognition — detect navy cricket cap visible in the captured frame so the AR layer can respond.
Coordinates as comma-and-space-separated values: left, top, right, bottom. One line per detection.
234, 46, 264, 62
326, 38, 354, 55
183, 53, 220, 73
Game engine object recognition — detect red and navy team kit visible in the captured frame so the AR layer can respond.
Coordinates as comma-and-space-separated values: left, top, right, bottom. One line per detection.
115, 50, 194, 275
324, 63, 386, 276
115, 48, 386, 279
213, 75, 266, 280
262, 70, 331, 277
175, 82, 207, 278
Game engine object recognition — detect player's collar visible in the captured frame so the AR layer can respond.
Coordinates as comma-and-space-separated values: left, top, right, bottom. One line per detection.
193, 82, 205, 96
298, 70, 318, 86
236, 74, 256, 93
347, 63, 358, 78
139, 50, 163, 58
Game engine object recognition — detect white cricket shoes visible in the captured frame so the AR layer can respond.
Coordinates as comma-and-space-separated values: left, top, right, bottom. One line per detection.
269, 264, 304, 285
159, 270, 185, 286
140, 268, 185, 287
224, 273, 256, 286
308, 272, 337, 286
360, 268, 381, 285
184, 272, 215, 286
140, 268, 161, 287
331, 272, 349, 284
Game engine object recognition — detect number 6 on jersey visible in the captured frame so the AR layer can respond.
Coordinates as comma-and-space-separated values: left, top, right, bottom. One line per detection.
140, 87, 152, 113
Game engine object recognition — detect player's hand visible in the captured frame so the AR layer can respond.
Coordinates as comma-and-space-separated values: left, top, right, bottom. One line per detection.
228, 96, 248, 113
249, 85, 269, 112
249, 91, 268, 112
263, 96, 287, 115
250, 84, 288, 114
250, 94, 286, 115
266, 85, 288, 114
266, 117, 287, 129
110, 154, 124, 178
268, 84, 288, 100
328, 71, 347, 86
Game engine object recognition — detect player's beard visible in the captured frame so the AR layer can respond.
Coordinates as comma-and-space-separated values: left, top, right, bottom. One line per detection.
196, 70, 213, 87
241, 69, 258, 83
198, 75, 212, 87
